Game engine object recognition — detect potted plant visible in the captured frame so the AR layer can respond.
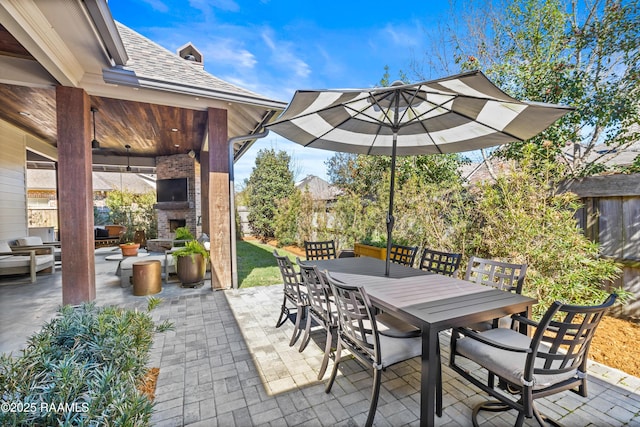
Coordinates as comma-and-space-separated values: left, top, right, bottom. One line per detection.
171, 240, 210, 287
119, 241, 140, 256
173, 226, 194, 247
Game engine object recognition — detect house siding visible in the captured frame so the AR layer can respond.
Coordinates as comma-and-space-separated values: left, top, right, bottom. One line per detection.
0, 120, 28, 241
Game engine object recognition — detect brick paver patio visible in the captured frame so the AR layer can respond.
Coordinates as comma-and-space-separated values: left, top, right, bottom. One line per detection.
148, 286, 640, 426
2, 249, 639, 426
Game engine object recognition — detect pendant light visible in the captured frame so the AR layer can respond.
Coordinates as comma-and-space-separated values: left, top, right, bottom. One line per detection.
90, 107, 99, 149
125, 144, 131, 172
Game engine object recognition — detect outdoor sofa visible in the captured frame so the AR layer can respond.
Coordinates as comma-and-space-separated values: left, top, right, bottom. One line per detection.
0, 240, 55, 283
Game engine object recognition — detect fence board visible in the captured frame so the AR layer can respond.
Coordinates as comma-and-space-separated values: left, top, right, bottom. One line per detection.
598, 198, 623, 259
622, 197, 640, 261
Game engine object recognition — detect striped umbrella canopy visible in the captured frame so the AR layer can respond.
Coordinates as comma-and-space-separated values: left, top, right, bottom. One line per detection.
267, 70, 573, 275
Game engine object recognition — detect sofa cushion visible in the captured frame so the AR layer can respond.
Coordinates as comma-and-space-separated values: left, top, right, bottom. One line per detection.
95, 228, 110, 238
0, 241, 11, 253
17, 236, 44, 246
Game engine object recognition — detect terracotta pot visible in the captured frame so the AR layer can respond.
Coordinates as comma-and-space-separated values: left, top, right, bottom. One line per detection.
119, 243, 140, 257
176, 254, 206, 287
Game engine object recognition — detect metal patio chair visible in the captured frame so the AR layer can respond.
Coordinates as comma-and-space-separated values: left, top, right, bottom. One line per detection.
450, 294, 617, 426
324, 272, 429, 427
273, 250, 308, 347
464, 256, 528, 330
418, 247, 462, 277
297, 258, 338, 380
388, 243, 418, 267
304, 240, 337, 260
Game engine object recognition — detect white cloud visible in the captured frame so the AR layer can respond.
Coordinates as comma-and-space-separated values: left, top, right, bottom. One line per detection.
202, 38, 257, 69
381, 22, 422, 48
139, 0, 169, 12
261, 29, 311, 79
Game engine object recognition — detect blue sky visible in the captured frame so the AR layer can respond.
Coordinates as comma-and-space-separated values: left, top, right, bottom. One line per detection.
109, 0, 454, 186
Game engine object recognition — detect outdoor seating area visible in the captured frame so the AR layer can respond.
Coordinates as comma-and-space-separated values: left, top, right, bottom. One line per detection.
94, 225, 127, 248
0, 252, 639, 426
0, 239, 56, 283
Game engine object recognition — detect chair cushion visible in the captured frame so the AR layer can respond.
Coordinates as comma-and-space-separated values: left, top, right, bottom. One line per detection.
375, 334, 422, 368
0, 255, 31, 268
456, 328, 578, 390
16, 236, 44, 246
377, 312, 421, 338
95, 228, 110, 238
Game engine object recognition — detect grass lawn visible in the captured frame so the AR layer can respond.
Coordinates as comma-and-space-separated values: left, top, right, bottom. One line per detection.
236, 239, 299, 288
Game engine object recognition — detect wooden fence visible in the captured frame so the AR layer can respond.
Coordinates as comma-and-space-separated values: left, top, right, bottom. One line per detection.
560, 174, 640, 319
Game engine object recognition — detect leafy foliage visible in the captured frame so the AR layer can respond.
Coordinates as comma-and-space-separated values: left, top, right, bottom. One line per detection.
0, 300, 172, 426
173, 226, 194, 241
103, 190, 158, 240
171, 240, 210, 262
430, 0, 640, 176
468, 148, 623, 317
246, 149, 295, 241
324, 143, 626, 318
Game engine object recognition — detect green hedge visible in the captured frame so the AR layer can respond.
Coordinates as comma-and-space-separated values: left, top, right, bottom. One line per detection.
0, 299, 172, 426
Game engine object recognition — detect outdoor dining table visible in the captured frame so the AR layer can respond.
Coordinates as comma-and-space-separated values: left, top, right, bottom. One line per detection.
302, 256, 537, 427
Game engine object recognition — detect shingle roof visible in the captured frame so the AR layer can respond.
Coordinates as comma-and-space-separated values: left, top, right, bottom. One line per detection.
115, 22, 264, 101
295, 175, 342, 201
27, 170, 155, 194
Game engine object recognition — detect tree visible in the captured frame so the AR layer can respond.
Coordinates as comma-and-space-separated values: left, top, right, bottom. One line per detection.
414, 0, 640, 177
104, 189, 157, 240
245, 148, 295, 241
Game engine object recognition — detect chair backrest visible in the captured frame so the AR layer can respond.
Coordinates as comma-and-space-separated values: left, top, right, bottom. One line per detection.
526, 294, 617, 384
325, 272, 379, 365
418, 248, 462, 277
273, 250, 303, 302
389, 244, 418, 267
297, 258, 333, 325
304, 240, 337, 260
465, 256, 527, 294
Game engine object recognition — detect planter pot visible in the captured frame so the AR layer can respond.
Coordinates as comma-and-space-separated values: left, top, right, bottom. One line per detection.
354, 243, 387, 260
119, 243, 140, 257
176, 254, 207, 287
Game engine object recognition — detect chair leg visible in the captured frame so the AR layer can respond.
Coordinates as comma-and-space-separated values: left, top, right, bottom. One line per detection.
289, 304, 305, 347
298, 312, 313, 352
317, 325, 333, 380
365, 368, 382, 427
325, 340, 342, 393
275, 296, 288, 328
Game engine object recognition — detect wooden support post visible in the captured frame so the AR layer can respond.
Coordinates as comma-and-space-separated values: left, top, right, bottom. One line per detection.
206, 107, 231, 289
56, 87, 96, 304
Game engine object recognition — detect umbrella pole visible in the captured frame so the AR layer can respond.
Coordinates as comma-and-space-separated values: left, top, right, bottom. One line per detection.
385, 130, 398, 277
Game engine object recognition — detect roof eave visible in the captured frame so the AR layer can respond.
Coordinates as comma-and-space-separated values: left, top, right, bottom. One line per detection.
102, 67, 287, 110
84, 0, 128, 65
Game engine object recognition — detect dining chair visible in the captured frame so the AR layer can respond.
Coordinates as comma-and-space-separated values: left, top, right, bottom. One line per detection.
464, 256, 528, 330
324, 272, 429, 427
273, 250, 308, 347
297, 258, 337, 380
450, 294, 617, 427
304, 240, 337, 260
418, 247, 462, 277
388, 243, 418, 267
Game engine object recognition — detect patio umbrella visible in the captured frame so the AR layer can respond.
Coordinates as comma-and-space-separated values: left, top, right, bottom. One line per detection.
266, 70, 573, 276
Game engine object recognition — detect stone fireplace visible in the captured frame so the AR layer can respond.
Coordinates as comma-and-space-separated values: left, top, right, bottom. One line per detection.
154, 154, 201, 240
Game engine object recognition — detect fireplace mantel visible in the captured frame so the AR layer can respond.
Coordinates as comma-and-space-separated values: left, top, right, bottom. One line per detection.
154, 201, 193, 210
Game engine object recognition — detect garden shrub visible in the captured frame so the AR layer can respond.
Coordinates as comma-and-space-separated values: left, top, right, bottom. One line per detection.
0, 298, 172, 426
